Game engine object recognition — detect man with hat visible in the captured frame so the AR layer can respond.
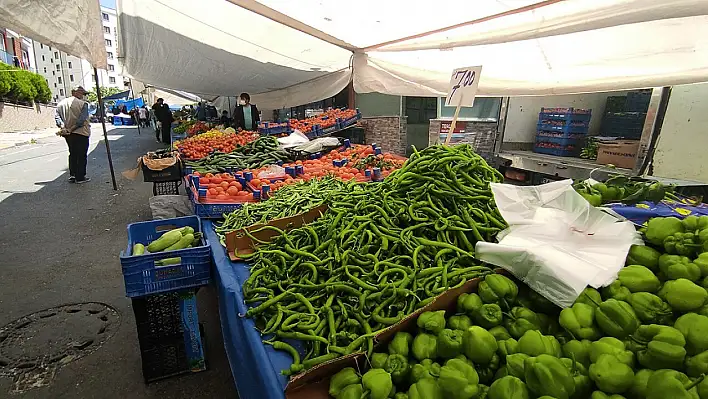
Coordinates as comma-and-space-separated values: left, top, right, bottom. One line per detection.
55, 86, 91, 183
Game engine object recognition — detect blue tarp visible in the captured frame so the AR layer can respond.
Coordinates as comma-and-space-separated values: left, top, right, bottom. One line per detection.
114, 97, 144, 111
609, 200, 708, 225
203, 221, 291, 399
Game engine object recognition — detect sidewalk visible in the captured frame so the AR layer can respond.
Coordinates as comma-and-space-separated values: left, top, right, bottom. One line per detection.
0, 126, 59, 149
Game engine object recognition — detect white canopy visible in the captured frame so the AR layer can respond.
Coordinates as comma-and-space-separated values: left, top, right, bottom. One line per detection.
114, 0, 708, 105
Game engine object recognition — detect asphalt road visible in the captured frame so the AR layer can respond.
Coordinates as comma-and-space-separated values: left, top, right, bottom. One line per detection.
0, 126, 237, 398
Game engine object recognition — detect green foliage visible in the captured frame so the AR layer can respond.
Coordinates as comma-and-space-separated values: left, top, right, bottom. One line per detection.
85, 87, 123, 103
0, 63, 52, 103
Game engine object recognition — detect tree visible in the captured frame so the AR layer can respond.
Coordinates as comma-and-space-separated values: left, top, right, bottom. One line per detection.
85, 87, 124, 103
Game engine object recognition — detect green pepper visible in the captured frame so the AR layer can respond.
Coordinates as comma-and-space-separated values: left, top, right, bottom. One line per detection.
559, 303, 601, 340
448, 315, 473, 331
371, 353, 389, 369
485, 326, 508, 342
478, 274, 518, 308
682, 215, 708, 231
626, 244, 661, 271
589, 354, 634, 394
581, 192, 602, 207
394, 393, 409, 399
488, 376, 529, 399
562, 339, 592, 367
417, 310, 447, 334
329, 367, 361, 397
477, 353, 500, 385
339, 383, 364, 399
473, 303, 503, 329
658, 254, 701, 282
438, 329, 464, 359
693, 253, 708, 277
601, 281, 631, 302
645, 217, 684, 246
627, 324, 687, 370
575, 287, 602, 308
498, 338, 519, 357
389, 332, 413, 357
504, 353, 529, 379
618, 265, 661, 292
524, 354, 576, 399
463, 326, 498, 365
594, 299, 639, 339
628, 369, 654, 399
412, 333, 438, 361
384, 354, 410, 385
627, 292, 674, 325
505, 306, 542, 339
685, 350, 708, 377
410, 359, 441, 383
560, 357, 592, 399
457, 293, 483, 315
362, 368, 393, 399
438, 358, 480, 399
517, 330, 562, 357
590, 392, 627, 399
674, 313, 708, 355
408, 378, 443, 399
645, 369, 702, 399
699, 376, 708, 399
664, 232, 700, 257
659, 278, 708, 312
589, 337, 634, 367
524, 289, 559, 315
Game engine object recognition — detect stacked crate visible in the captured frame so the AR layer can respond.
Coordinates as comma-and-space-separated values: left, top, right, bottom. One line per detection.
534, 107, 591, 157
600, 90, 651, 139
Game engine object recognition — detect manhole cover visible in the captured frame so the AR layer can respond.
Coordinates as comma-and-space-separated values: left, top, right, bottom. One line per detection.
0, 302, 120, 393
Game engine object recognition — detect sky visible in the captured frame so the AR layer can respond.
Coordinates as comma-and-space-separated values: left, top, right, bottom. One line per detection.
100, 0, 116, 9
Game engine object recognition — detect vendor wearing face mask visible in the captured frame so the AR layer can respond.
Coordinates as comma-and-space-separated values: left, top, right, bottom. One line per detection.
233, 93, 260, 131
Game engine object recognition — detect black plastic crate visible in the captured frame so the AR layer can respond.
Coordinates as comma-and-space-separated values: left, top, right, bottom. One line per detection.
152, 180, 181, 196
605, 96, 626, 113
137, 324, 206, 383
143, 162, 182, 183
626, 90, 652, 112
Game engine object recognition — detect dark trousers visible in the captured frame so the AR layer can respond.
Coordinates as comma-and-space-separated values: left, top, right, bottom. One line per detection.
160, 121, 171, 144
64, 133, 89, 180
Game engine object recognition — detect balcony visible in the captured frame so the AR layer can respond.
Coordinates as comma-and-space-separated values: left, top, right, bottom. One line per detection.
0, 48, 34, 71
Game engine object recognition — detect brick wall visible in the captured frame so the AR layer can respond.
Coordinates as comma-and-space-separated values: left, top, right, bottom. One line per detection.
0, 102, 57, 132
358, 116, 407, 156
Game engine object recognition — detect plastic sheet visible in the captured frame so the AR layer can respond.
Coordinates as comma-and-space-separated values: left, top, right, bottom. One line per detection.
609, 201, 708, 226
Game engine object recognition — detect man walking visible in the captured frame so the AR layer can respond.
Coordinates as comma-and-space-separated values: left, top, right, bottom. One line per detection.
55, 86, 91, 183
152, 98, 173, 144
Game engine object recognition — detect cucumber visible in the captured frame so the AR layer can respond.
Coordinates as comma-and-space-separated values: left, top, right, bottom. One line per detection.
155, 257, 181, 266
165, 233, 194, 251
147, 229, 183, 252
133, 243, 146, 256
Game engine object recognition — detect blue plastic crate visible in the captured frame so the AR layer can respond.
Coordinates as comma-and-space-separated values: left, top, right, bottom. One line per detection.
535, 135, 582, 147
626, 91, 652, 112
192, 201, 243, 219
539, 107, 592, 123
533, 145, 577, 157
120, 216, 211, 297
537, 123, 589, 134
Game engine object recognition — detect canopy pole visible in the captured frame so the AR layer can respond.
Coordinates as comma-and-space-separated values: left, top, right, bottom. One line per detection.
129, 79, 141, 135
228, 96, 232, 118
94, 67, 118, 191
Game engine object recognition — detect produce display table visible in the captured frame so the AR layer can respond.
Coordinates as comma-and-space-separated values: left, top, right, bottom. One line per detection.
202, 220, 289, 399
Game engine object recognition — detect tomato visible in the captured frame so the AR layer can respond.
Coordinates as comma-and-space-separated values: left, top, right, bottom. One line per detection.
215, 186, 225, 193
251, 178, 262, 187
205, 173, 214, 178
211, 177, 223, 185
226, 187, 240, 196
220, 181, 229, 189
216, 194, 228, 200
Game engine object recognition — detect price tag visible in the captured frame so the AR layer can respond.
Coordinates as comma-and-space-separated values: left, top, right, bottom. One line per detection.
445, 66, 482, 107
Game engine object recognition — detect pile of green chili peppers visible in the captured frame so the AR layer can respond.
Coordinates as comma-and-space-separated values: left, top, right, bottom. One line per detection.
242, 144, 507, 375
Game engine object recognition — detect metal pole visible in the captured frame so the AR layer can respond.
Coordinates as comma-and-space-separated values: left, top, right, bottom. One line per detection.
129, 79, 141, 135
228, 96, 232, 117
94, 67, 118, 190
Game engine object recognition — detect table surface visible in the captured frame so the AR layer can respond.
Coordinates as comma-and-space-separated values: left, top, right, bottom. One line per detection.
203, 220, 293, 399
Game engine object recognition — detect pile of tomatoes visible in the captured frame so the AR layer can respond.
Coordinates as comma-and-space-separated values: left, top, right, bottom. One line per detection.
187, 121, 210, 137
289, 108, 358, 133
192, 172, 255, 202
175, 129, 259, 159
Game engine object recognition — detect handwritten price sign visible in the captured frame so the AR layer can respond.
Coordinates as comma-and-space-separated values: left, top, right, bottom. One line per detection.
445, 66, 482, 107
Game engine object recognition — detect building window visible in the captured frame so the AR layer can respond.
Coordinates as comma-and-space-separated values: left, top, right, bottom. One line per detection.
43, 67, 46, 73
102, 12, 109, 21
68, 61, 72, 68
107, 52, 113, 59
109, 77, 116, 84
107, 64, 114, 71
104, 26, 110, 34
50, 58, 53, 63
52, 71, 55, 76
58, 77, 62, 84
60, 89, 64, 96
54, 51, 59, 59
41, 55, 45, 61
105, 39, 112, 47
45, 78, 48, 85
91, 75, 96, 82
54, 83, 57, 87
40, 43, 43, 49
69, 75, 74, 82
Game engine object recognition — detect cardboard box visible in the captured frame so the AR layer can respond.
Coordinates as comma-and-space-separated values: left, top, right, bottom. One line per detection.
596, 140, 640, 169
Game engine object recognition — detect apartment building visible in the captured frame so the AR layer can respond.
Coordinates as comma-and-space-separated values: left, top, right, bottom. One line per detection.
0, 28, 35, 71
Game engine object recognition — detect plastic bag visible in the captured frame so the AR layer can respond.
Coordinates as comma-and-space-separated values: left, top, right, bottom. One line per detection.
257, 165, 286, 179
149, 195, 194, 220
277, 130, 309, 149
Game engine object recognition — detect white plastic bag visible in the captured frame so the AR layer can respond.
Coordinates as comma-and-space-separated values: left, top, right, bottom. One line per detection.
278, 130, 309, 149
257, 165, 286, 179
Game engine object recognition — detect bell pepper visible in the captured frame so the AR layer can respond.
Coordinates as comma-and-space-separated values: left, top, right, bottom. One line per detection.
394, 393, 409, 399
438, 329, 464, 359
448, 315, 473, 331
699, 376, 708, 399
626, 244, 661, 271
645, 369, 702, 399
329, 367, 361, 398
489, 326, 512, 341
525, 288, 559, 314
477, 353, 500, 385
412, 333, 438, 361
504, 353, 529, 379
628, 369, 654, 399
694, 253, 708, 277
505, 306, 542, 339
524, 354, 576, 399
438, 358, 480, 399
589, 354, 635, 394
362, 368, 393, 399
562, 339, 592, 367
664, 232, 700, 257
699, 303, 708, 316
601, 281, 631, 302
589, 337, 634, 367
590, 392, 627, 399
408, 378, 443, 399
659, 278, 708, 312
410, 359, 441, 383
478, 274, 518, 308
659, 254, 701, 282
473, 303, 504, 329
463, 326, 498, 365
498, 338, 519, 357
389, 332, 413, 357
674, 313, 708, 355
417, 310, 447, 334
682, 215, 708, 231
384, 354, 410, 385
575, 287, 602, 308
560, 357, 592, 399
645, 216, 684, 246
628, 324, 687, 370
457, 293, 483, 315
371, 353, 389, 369
685, 350, 708, 377
594, 299, 639, 339
559, 303, 601, 340
517, 330, 562, 357
618, 265, 661, 292
581, 192, 602, 207
339, 384, 364, 399
627, 292, 674, 325
488, 376, 529, 399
